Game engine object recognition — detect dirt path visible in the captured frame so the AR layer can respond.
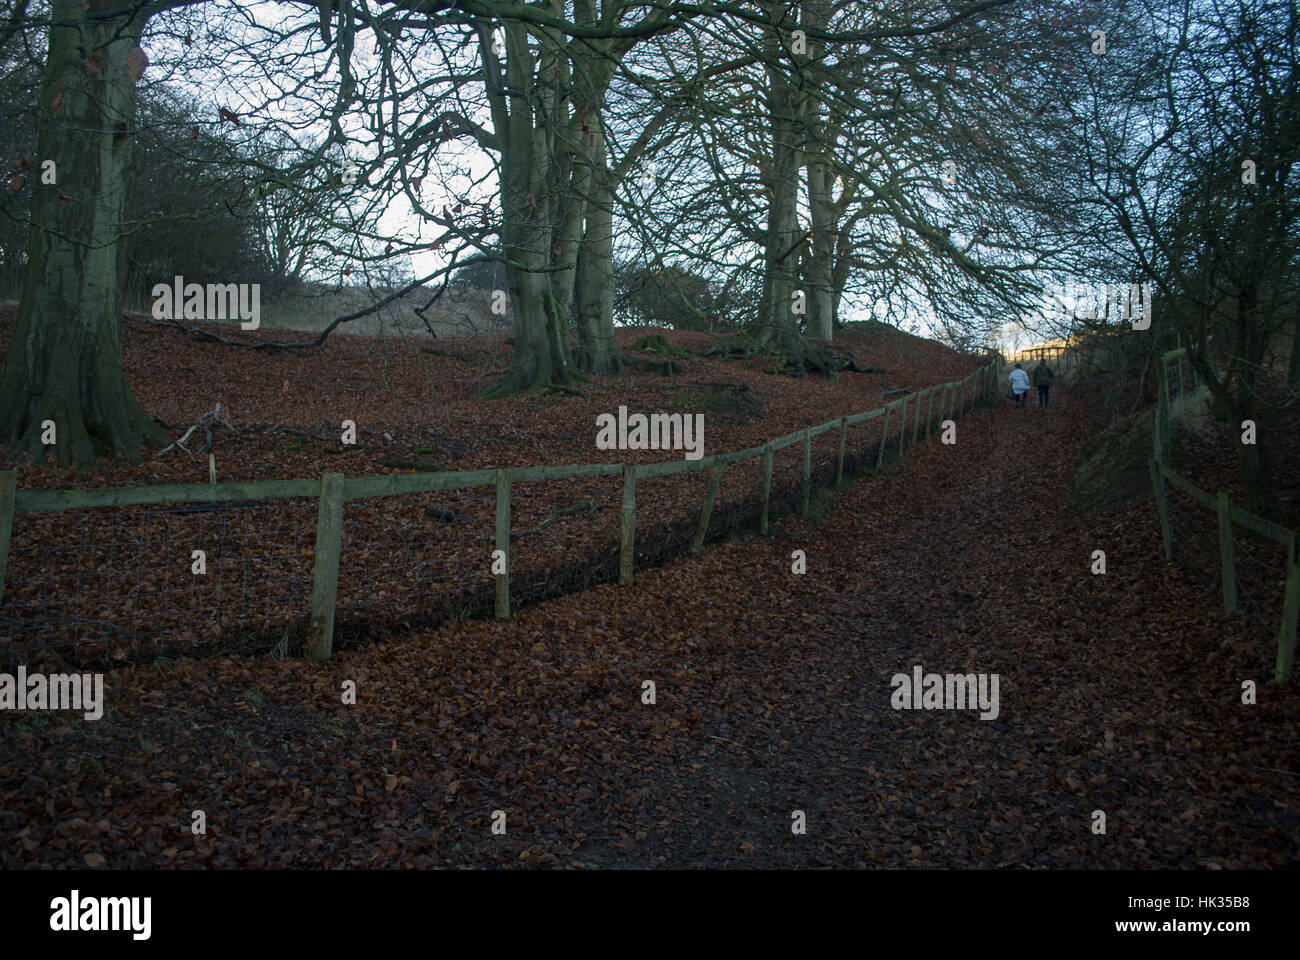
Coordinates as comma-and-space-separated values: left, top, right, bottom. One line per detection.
3, 387, 1295, 869
545, 387, 1297, 868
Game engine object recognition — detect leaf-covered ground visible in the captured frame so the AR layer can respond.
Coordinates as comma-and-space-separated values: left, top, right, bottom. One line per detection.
3, 383, 1295, 868
0, 310, 985, 666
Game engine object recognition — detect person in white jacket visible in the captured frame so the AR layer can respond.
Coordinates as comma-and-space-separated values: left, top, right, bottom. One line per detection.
1008, 364, 1031, 408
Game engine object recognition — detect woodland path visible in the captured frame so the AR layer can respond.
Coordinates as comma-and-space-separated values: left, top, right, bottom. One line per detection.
549, 386, 1296, 868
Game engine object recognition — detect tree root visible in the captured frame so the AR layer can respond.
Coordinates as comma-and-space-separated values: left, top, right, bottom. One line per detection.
704, 334, 883, 379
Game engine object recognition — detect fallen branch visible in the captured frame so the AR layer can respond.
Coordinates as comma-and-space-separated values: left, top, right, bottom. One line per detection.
158, 402, 238, 460
511, 498, 596, 540
424, 506, 464, 522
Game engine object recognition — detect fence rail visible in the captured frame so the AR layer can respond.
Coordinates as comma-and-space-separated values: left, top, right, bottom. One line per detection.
0, 359, 1001, 663
1149, 347, 1298, 683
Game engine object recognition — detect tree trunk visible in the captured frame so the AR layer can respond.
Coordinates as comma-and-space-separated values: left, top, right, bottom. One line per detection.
1289, 299, 1299, 388
802, 0, 835, 342
806, 159, 835, 341
574, 160, 623, 374
1232, 280, 1277, 514
572, 104, 621, 375
831, 224, 853, 330
754, 2, 806, 357
0, 0, 166, 465
480, 18, 579, 398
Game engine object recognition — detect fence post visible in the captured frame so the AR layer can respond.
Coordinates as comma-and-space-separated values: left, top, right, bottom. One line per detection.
1148, 458, 1174, 562
836, 417, 848, 486
1216, 490, 1236, 615
876, 404, 892, 469
307, 471, 345, 661
619, 464, 636, 586
495, 469, 511, 619
801, 428, 811, 514
911, 390, 922, 446
761, 443, 773, 533
0, 470, 14, 605
692, 464, 724, 553
1156, 353, 1172, 464
1275, 557, 1299, 684
898, 395, 908, 452
925, 387, 934, 437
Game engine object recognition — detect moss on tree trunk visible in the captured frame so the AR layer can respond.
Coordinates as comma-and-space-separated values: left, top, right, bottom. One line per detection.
0, 0, 165, 467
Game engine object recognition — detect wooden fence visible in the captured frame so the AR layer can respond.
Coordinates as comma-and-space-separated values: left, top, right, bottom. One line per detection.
0, 359, 1001, 662
1005, 343, 1082, 384
1149, 347, 1298, 683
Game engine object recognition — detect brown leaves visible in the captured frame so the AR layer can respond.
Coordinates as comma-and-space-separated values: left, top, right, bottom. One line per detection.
0, 319, 1293, 871
126, 46, 149, 82
50, 90, 65, 115
218, 107, 240, 126
84, 53, 101, 75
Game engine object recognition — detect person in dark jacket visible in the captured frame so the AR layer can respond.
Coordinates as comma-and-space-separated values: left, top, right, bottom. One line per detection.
1033, 361, 1054, 407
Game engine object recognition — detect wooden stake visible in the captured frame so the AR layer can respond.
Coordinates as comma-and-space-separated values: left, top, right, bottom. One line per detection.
1217, 490, 1236, 615
307, 472, 345, 661
801, 428, 811, 513
877, 405, 892, 469
692, 464, 723, 553
495, 469, 510, 618
1149, 458, 1173, 562
836, 417, 848, 486
0, 471, 14, 606
761, 444, 773, 533
619, 464, 636, 585
1275, 557, 1299, 684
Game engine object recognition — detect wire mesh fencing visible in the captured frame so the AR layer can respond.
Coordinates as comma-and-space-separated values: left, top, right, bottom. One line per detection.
1151, 346, 1298, 682
0, 498, 315, 671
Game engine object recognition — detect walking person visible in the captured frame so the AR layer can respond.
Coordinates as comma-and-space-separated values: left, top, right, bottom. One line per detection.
1033, 359, 1054, 407
1008, 363, 1031, 408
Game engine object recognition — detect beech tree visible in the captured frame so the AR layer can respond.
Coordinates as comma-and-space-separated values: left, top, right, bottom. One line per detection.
0, 0, 167, 465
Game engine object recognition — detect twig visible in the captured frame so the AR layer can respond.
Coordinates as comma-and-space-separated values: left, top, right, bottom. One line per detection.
159, 402, 237, 460
511, 498, 596, 539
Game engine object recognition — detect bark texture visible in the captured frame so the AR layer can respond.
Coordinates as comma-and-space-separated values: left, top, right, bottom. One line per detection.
0, 0, 166, 465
